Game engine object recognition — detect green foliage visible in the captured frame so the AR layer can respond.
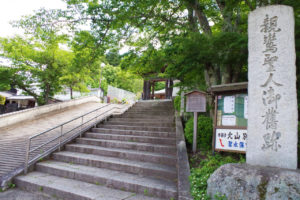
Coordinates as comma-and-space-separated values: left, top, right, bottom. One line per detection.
121, 98, 128, 104
190, 153, 245, 200
174, 95, 181, 112
0, 34, 69, 105
0, 95, 5, 105
105, 49, 122, 66
111, 98, 119, 104
155, 82, 165, 91
184, 115, 213, 150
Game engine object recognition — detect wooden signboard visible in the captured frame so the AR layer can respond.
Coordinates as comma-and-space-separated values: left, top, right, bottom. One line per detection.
186, 91, 206, 112
185, 90, 207, 153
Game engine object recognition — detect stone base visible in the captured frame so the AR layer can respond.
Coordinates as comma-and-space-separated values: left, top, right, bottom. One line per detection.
207, 163, 300, 200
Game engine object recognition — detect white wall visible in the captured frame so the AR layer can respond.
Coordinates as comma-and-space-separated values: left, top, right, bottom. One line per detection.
107, 85, 136, 102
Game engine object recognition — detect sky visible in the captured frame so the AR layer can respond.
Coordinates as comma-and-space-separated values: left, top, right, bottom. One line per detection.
0, 0, 66, 37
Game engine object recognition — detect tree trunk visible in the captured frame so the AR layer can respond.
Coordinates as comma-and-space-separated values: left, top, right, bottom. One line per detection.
187, 4, 198, 32
169, 79, 174, 99
221, 65, 231, 84
70, 87, 73, 99
165, 80, 169, 99
44, 83, 50, 104
187, 0, 212, 35
216, 0, 235, 32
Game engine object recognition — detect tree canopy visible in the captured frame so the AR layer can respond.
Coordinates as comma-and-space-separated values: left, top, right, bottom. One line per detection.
0, 0, 299, 104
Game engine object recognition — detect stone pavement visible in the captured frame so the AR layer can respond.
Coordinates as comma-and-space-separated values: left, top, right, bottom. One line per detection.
0, 189, 56, 200
0, 102, 126, 180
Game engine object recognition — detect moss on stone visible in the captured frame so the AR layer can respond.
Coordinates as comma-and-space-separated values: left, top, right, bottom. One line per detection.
257, 179, 269, 200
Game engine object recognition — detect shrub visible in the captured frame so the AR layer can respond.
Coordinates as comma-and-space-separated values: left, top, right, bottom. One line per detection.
190, 153, 245, 200
0, 95, 5, 105
111, 98, 119, 104
174, 95, 181, 112
121, 98, 128, 104
184, 115, 213, 150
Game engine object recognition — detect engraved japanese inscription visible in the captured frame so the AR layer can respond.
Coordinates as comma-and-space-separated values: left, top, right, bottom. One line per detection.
247, 6, 297, 169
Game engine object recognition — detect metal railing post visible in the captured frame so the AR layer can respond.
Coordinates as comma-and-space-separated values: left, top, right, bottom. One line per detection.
24, 139, 31, 174
59, 125, 63, 151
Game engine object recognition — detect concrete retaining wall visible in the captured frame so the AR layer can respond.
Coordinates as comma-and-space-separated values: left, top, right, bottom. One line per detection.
0, 96, 100, 129
176, 115, 193, 200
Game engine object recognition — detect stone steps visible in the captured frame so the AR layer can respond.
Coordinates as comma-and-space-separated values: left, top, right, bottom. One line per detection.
84, 132, 176, 145
125, 111, 174, 114
76, 137, 177, 155
104, 121, 175, 127
108, 117, 174, 123
98, 124, 175, 132
117, 115, 174, 120
92, 127, 174, 137
52, 151, 177, 180
35, 161, 177, 199
15, 171, 163, 200
14, 100, 178, 200
65, 143, 177, 166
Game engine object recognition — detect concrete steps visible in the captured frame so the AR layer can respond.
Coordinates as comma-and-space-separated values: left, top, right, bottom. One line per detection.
98, 124, 175, 132
92, 127, 175, 137
15, 172, 163, 200
36, 161, 177, 199
108, 117, 174, 124
65, 143, 177, 166
104, 121, 175, 127
117, 115, 174, 120
76, 138, 177, 155
15, 101, 178, 199
84, 132, 176, 145
52, 151, 177, 180
125, 111, 174, 115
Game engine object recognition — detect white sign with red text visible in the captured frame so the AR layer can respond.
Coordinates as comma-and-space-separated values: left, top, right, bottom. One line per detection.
215, 129, 247, 152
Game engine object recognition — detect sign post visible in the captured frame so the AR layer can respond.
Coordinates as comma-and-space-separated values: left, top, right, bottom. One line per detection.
185, 90, 206, 153
193, 112, 198, 153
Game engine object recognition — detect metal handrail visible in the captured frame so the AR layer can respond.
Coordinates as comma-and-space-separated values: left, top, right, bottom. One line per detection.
24, 103, 131, 174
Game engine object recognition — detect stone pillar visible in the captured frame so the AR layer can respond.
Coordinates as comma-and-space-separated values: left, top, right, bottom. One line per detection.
247, 5, 297, 169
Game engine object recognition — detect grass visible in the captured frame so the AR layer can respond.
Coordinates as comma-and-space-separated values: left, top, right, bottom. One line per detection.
189, 151, 245, 200
144, 189, 149, 196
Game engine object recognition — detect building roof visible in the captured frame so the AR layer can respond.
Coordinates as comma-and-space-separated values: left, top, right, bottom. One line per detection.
184, 90, 207, 96
154, 89, 165, 94
7, 95, 35, 100
0, 91, 14, 98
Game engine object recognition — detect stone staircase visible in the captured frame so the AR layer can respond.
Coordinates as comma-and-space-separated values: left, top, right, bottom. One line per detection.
15, 101, 178, 200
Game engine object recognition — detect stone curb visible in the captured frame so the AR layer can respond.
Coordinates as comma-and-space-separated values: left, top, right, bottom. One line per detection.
175, 114, 193, 200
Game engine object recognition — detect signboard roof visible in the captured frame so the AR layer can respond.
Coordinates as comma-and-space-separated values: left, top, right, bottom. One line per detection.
209, 82, 248, 93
